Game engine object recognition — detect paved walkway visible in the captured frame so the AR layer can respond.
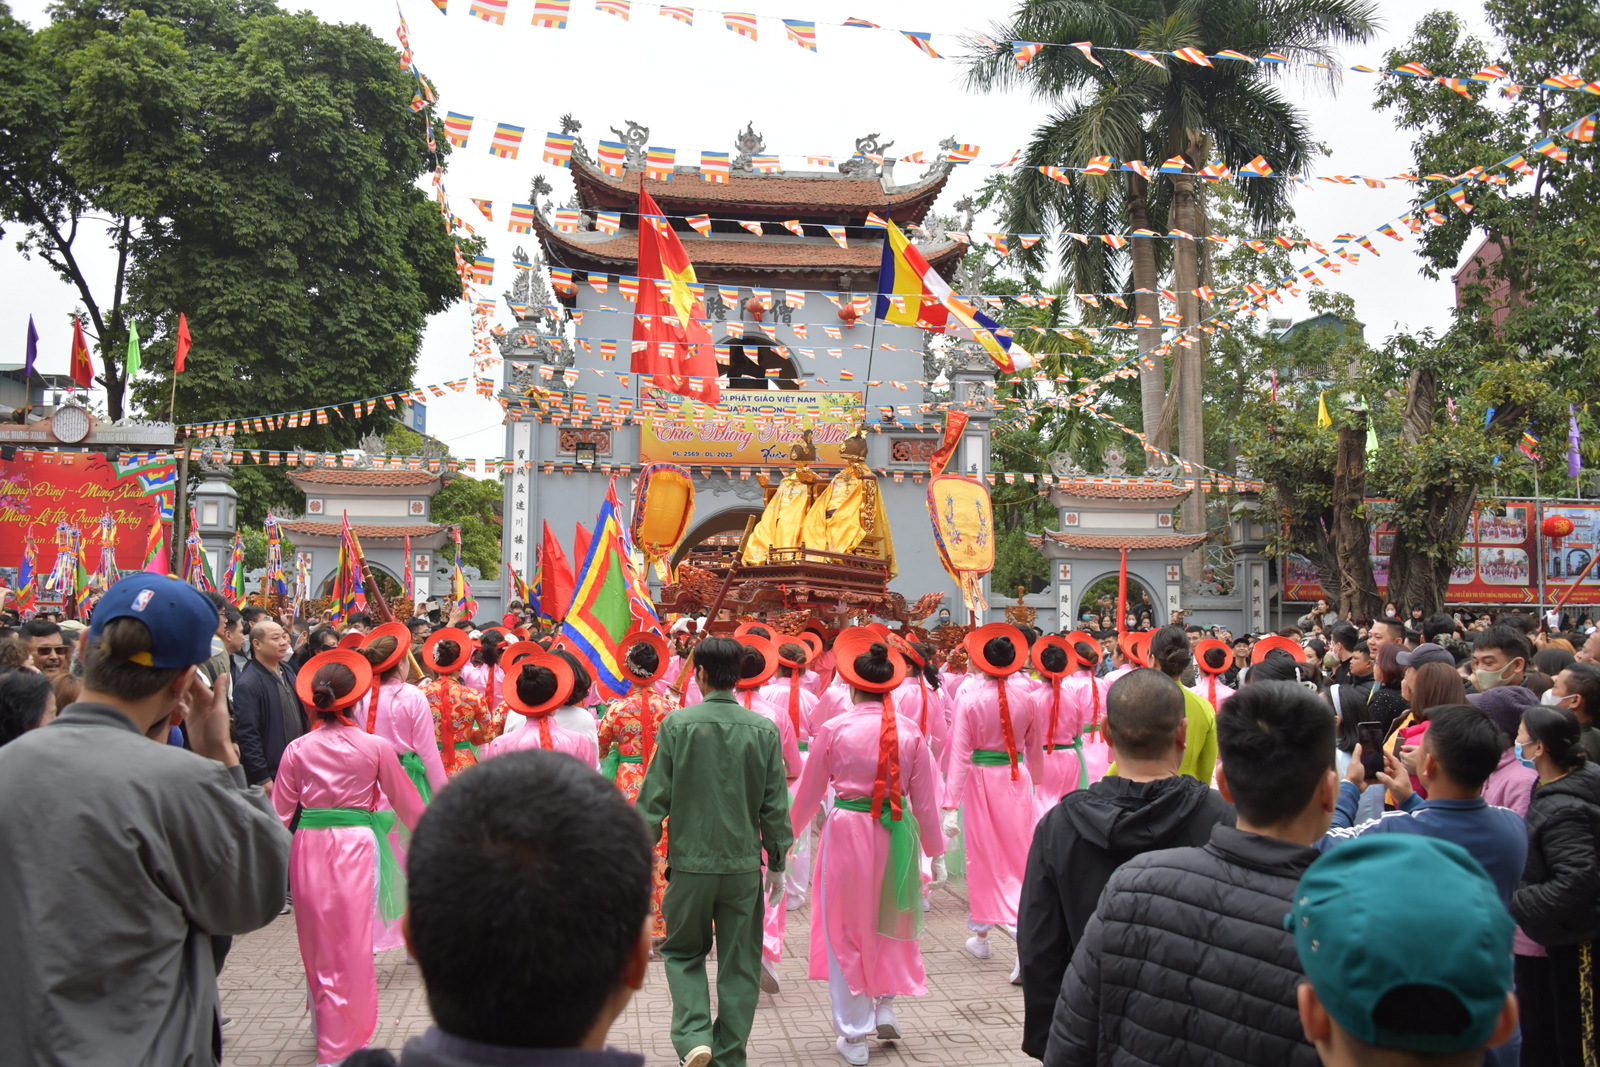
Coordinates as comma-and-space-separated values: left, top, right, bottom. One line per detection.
219, 879, 1034, 1066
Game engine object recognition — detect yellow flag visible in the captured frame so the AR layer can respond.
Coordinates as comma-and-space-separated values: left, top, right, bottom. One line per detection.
1316, 392, 1332, 428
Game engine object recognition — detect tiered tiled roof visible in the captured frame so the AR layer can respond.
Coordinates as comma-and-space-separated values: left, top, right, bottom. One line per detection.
281, 521, 446, 539
288, 468, 440, 487
1051, 480, 1193, 501
1030, 532, 1209, 551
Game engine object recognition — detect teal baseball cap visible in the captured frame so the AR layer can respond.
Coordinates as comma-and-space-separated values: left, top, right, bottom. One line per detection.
1285, 836, 1513, 1054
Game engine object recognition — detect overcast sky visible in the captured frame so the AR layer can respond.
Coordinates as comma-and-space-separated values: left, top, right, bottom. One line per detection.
3, 0, 1494, 466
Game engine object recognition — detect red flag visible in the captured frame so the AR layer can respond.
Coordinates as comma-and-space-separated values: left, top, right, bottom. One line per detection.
632, 189, 719, 404
538, 520, 575, 622
574, 520, 592, 571
1116, 546, 1128, 636
68, 316, 93, 388
175, 313, 191, 373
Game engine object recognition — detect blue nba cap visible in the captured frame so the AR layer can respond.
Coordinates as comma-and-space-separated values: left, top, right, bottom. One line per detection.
1285, 835, 1513, 1054
87, 574, 219, 669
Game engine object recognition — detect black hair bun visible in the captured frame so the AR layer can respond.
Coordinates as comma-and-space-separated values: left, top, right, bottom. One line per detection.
312, 681, 337, 709
867, 642, 888, 666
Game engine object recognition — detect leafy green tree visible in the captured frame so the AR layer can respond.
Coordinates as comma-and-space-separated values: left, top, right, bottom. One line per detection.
967, 0, 1379, 561
0, 0, 469, 504
432, 474, 502, 580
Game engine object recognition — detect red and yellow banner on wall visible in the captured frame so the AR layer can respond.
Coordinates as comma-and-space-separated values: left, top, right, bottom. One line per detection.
638, 387, 862, 467
0, 452, 176, 572
1283, 502, 1600, 605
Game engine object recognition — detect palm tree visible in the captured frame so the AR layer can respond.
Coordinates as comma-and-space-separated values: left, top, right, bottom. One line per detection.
969, 0, 1379, 569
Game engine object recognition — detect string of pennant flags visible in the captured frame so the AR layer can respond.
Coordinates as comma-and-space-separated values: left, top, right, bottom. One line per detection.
1066, 106, 1599, 401
412, 0, 1600, 105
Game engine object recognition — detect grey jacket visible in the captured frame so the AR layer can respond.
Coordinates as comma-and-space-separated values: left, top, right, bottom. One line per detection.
0, 702, 291, 1066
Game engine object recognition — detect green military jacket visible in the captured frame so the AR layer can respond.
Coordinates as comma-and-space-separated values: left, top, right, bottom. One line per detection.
637, 690, 793, 875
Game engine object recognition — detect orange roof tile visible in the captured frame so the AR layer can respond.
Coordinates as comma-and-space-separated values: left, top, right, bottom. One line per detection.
1051, 480, 1192, 501
288, 468, 440, 487
280, 521, 446, 539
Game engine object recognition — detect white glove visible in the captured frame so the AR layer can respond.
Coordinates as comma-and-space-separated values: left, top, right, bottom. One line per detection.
930, 855, 948, 885
941, 809, 961, 838
765, 869, 785, 908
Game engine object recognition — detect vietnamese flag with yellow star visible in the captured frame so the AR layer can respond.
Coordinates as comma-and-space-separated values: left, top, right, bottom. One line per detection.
632, 188, 720, 404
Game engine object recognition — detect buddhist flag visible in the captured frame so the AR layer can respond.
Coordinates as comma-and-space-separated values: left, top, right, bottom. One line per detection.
783, 19, 816, 50
632, 189, 719, 403
901, 30, 940, 58
531, 0, 569, 27
489, 123, 525, 159
69, 315, 93, 388
876, 217, 949, 330
724, 12, 757, 39
443, 112, 473, 147
533, 520, 574, 623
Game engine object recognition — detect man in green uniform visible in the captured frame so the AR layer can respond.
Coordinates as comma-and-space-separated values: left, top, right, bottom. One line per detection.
638, 635, 793, 1067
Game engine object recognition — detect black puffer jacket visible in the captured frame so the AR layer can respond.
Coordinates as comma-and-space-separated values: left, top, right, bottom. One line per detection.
1042, 825, 1320, 1067
1512, 761, 1600, 947
1019, 775, 1233, 1058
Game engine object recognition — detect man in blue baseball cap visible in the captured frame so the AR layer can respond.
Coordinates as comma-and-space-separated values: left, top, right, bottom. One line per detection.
1289, 835, 1519, 1066
0, 573, 291, 1067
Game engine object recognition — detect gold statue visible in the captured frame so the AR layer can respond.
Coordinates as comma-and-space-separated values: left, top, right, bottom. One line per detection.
742, 430, 822, 564
800, 424, 897, 577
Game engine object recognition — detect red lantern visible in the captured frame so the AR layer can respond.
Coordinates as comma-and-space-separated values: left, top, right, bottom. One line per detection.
838, 303, 859, 328
1543, 514, 1576, 551
744, 296, 765, 322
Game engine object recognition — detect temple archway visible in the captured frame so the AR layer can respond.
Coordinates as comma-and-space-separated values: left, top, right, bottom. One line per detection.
317, 562, 405, 602
670, 506, 765, 569
725, 333, 802, 389
1076, 572, 1161, 629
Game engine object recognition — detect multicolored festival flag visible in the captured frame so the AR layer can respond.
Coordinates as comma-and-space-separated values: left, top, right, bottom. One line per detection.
141, 518, 167, 575
330, 514, 366, 626
451, 525, 477, 619
219, 531, 247, 606
403, 533, 415, 602
94, 515, 121, 589
488, 123, 525, 159
531, 0, 569, 27
561, 476, 660, 699
14, 527, 37, 615
443, 112, 473, 147
265, 517, 288, 597
182, 512, 215, 593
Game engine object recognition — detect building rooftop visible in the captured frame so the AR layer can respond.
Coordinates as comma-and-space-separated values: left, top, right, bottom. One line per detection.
534, 213, 963, 294
1051, 480, 1192, 501
280, 521, 446, 539
1030, 531, 1209, 550
569, 155, 951, 223
287, 468, 442, 487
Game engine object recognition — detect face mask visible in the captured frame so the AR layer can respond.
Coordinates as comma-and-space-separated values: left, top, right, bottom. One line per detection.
1474, 660, 1521, 692
1514, 742, 1535, 769
1541, 689, 1572, 707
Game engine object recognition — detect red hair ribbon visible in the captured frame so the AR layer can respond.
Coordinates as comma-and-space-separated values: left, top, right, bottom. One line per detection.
1046, 677, 1062, 749
1208, 673, 1217, 708
915, 673, 929, 735
871, 692, 904, 821
788, 673, 803, 739
366, 683, 381, 735
996, 678, 1020, 781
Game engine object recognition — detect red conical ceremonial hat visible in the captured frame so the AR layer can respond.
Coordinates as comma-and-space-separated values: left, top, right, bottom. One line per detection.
1195, 638, 1233, 675
735, 634, 779, 689
337, 631, 365, 650
833, 627, 907, 693
422, 627, 473, 674
1064, 630, 1102, 665
964, 622, 1029, 677
1032, 634, 1077, 679
1251, 634, 1308, 664
296, 649, 375, 712
504, 652, 575, 717
361, 622, 411, 674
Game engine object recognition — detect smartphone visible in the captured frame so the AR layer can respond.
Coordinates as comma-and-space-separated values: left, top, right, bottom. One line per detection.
1356, 722, 1386, 780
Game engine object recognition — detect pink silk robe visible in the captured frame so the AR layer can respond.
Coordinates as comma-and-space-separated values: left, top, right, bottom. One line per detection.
272, 721, 425, 1065
1033, 676, 1090, 816
791, 702, 945, 996
478, 714, 599, 768
888, 675, 948, 764
758, 676, 819, 747
1189, 678, 1237, 714
359, 676, 446, 952
943, 674, 1044, 926
1065, 669, 1111, 784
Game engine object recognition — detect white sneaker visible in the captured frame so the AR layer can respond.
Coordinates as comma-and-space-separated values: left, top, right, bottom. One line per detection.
1009, 956, 1022, 985
965, 935, 992, 959
760, 958, 781, 994
875, 1003, 902, 1040
680, 1046, 712, 1067
836, 1037, 869, 1065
